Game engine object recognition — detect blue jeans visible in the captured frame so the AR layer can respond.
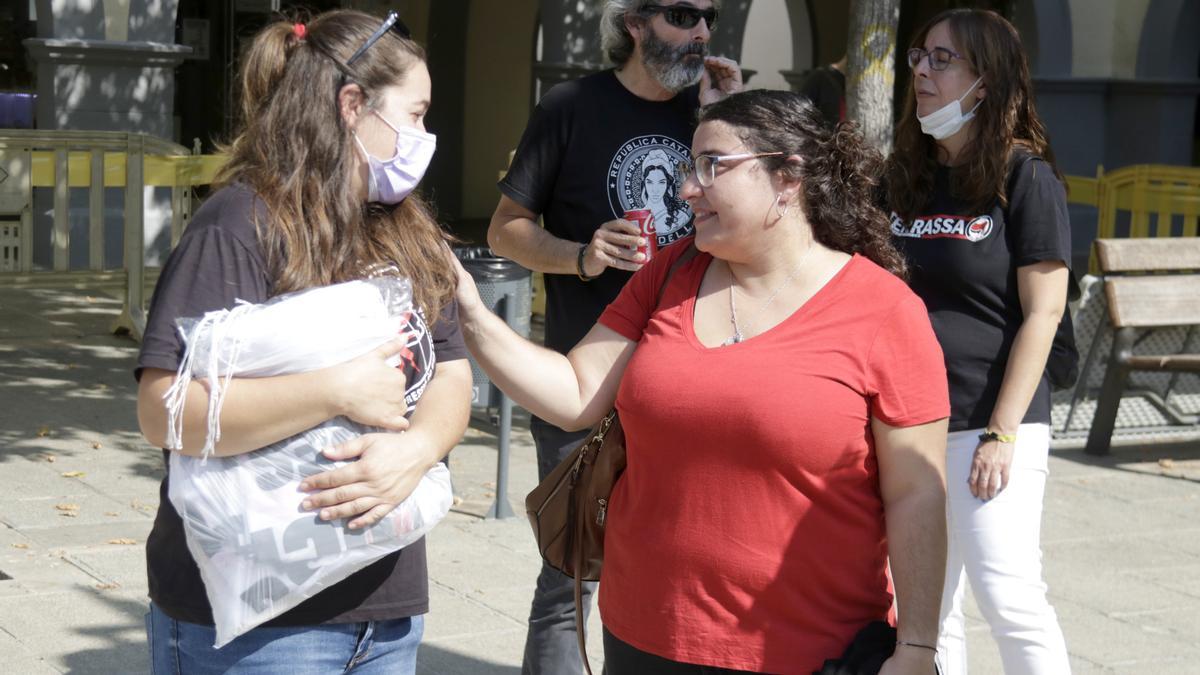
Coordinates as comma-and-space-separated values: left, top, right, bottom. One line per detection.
522, 419, 597, 675
146, 603, 423, 674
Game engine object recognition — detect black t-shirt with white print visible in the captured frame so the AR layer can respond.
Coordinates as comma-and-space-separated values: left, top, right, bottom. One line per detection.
891, 152, 1071, 431
499, 70, 699, 355
135, 183, 468, 626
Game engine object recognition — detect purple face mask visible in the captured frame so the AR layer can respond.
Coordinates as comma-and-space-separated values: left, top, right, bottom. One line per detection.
354, 110, 437, 204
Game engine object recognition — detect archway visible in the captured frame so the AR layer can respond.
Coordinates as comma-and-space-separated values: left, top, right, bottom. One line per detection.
1136, 0, 1200, 79
1011, 0, 1072, 77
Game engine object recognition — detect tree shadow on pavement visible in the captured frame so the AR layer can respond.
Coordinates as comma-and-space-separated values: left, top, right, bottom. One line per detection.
1054, 440, 1200, 484
0, 287, 162, 481
418, 644, 520, 675
58, 590, 150, 674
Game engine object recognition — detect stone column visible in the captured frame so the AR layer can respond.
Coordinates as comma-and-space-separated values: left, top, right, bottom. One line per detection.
23, 1, 190, 270
25, 0, 190, 138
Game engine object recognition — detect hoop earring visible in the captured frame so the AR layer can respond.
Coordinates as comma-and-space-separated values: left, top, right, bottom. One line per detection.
774, 194, 792, 219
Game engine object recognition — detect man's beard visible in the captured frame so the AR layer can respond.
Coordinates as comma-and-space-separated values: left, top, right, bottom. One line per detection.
640, 24, 707, 93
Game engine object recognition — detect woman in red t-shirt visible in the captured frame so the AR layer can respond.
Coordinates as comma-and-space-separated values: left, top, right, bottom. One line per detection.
456, 90, 950, 674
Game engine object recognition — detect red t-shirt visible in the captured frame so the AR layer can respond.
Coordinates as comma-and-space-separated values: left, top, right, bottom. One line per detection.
596, 242, 949, 673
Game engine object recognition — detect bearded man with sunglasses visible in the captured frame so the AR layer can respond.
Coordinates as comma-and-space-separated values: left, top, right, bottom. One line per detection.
488, 2, 740, 673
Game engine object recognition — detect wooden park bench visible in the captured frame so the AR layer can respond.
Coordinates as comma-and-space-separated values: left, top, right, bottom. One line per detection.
1085, 238, 1200, 455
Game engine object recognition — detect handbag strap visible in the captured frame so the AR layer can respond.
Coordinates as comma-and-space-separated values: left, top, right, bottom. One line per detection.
572, 239, 698, 675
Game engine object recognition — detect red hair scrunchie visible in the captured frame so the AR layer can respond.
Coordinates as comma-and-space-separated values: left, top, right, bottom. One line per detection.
292, 23, 306, 40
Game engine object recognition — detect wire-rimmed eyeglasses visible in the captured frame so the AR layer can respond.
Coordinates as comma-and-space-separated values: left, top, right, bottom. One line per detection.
906, 46, 965, 72
679, 152, 784, 187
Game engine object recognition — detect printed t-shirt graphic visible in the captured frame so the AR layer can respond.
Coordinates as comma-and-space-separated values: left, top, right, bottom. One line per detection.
891, 212, 994, 242
497, 70, 700, 355
608, 135, 694, 246
890, 156, 1072, 431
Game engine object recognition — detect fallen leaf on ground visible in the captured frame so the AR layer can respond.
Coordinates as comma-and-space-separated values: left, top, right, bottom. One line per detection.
95, 583, 120, 590
37, 426, 51, 437
59, 512, 78, 518
95, 383, 109, 390
43, 454, 57, 463
55, 503, 80, 512
107, 538, 137, 545
11, 543, 29, 550
104, 511, 119, 517
61, 471, 85, 478
1158, 458, 1175, 469
452, 496, 464, 507
91, 442, 102, 449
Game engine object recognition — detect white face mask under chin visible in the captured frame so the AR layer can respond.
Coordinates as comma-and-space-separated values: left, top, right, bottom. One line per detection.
917, 76, 983, 140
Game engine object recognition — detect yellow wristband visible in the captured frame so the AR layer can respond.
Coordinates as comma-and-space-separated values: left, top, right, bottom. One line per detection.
978, 430, 1016, 444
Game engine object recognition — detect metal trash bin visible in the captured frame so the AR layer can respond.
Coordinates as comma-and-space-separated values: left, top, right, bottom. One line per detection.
453, 246, 532, 520
455, 247, 532, 408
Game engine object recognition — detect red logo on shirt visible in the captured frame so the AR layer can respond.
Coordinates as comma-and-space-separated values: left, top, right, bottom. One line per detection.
890, 212, 993, 242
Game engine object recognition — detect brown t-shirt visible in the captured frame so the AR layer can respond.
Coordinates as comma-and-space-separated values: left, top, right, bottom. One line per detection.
136, 183, 467, 626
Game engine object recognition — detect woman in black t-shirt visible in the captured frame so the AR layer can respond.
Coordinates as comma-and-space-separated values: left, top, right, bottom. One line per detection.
885, 9, 1072, 675
134, 10, 470, 673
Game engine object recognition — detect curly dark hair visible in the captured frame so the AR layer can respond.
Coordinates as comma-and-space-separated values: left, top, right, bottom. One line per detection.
698, 89, 907, 278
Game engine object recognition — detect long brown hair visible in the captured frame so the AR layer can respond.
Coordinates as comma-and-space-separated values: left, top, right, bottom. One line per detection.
887, 9, 1063, 220
700, 89, 908, 278
216, 10, 456, 324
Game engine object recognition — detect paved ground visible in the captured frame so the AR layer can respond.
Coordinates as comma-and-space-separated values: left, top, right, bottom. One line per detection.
0, 285, 1198, 674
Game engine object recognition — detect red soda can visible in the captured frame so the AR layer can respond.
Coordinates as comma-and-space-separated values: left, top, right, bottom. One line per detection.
624, 209, 656, 262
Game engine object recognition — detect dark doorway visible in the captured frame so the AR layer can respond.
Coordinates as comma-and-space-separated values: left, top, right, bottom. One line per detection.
174, 0, 342, 152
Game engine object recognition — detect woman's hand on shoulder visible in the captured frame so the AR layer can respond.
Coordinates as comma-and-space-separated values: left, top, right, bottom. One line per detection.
448, 249, 486, 318
325, 339, 412, 431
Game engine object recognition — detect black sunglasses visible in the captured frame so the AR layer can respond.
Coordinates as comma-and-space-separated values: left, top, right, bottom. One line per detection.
346, 10, 412, 66
641, 3, 719, 31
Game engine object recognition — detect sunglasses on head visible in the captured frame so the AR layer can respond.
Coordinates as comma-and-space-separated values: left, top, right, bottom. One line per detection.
346, 10, 412, 66
640, 3, 719, 31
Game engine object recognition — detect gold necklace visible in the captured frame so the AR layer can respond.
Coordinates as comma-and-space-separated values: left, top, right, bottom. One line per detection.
723, 245, 815, 346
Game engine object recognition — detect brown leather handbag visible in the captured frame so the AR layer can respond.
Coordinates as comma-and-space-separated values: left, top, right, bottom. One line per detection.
523, 242, 697, 675
524, 408, 622, 583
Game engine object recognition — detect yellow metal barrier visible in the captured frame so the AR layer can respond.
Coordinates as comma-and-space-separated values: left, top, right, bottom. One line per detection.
0, 130, 225, 337
1064, 165, 1200, 273
1065, 173, 1099, 208
28, 151, 225, 190
1096, 164, 1200, 239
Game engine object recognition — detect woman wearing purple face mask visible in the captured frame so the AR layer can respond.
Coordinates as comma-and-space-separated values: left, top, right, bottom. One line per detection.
134, 9, 471, 673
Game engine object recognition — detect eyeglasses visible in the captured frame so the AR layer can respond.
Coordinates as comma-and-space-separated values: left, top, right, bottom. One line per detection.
640, 3, 719, 31
679, 152, 783, 187
346, 10, 412, 66
906, 46, 965, 72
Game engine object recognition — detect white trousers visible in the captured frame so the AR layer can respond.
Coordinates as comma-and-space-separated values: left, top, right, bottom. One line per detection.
937, 424, 1071, 675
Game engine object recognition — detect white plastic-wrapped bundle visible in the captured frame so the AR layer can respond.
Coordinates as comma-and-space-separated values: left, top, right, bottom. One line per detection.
163, 277, 453, 648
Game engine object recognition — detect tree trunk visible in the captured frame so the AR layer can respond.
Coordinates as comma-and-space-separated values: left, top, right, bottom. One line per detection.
845, 0, 901, 155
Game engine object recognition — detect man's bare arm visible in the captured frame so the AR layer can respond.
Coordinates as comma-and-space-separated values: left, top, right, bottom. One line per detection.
488, 194, 645, 276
